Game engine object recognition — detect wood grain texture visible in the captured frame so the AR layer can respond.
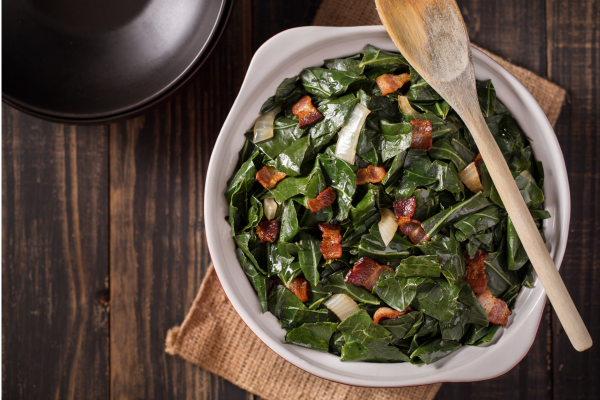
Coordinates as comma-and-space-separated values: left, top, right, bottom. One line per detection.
2, 106, 109, 399
108, 0, 253, 399
546, 0, 600, 397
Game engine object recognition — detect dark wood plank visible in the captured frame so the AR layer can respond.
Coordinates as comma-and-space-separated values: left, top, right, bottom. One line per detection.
437, 1, 553, 399
2, 105, 109, 399
456, 0, 548, 77
108, 0, 254, 399
252, 0, 323, 51
546, 1, 600, 399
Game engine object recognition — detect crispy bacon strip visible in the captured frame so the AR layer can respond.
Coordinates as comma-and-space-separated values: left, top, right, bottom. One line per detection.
292, 95, 323, 128
256, 166, 287, 189
308, 187, 337, 212
288, 277, 310, 302
410, 119, 433, 151
376, 73, 411, 96
270, 278, 311, 302
373, 306, 413, 324
464, 249, 488, 294
392, 197, 430, 245
477, 289, 511, 327
318, 223, 343, 260
356, 165, 387, 185
256, 220, 280, 243
345, 257, 394, 291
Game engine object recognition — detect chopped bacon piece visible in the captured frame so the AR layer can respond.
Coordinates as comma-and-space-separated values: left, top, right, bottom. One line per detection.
292, 95, 323, 128
410, 119, 433, 151
308, 187, 337, 212
473, 153, 484, 176
318, 223, 343, 260
373, 306, 413, 324
477, 289, 511, 327
256, 166, 287, 189
356, 165, 387, 185
269, 278, 310, 302
464, 249, 488, 294
345, 257, 394, 291
375, 73, 411, 96
393, 196, 417, 219
392, 197, 430, 245
256, 220, 280, 243
399, 220, 429, 244
288, 277, 310, 302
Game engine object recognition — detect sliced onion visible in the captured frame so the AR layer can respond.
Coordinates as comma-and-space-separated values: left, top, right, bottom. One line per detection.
378, 209, 398, 246
520, 170, 536, 183
460, 162, 484, 193
398, 96, 420, 115
253, 106, 281, 143
324, 294, 360, 322
335, 103, 371, 163
263, 198, 277, 220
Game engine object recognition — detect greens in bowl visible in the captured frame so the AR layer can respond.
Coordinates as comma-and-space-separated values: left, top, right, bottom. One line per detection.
224, 44, 549, 365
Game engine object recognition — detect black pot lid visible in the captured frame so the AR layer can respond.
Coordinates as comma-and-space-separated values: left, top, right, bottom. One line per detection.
2, 0, 232, 123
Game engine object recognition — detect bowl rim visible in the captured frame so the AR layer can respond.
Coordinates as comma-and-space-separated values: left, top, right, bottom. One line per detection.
204, 25, 570, 387
1, 0, 233, 125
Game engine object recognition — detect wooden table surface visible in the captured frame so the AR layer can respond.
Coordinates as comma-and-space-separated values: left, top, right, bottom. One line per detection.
3, 1, 598, 399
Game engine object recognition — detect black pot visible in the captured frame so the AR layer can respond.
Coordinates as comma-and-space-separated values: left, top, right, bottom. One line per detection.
2, 0, 233, 124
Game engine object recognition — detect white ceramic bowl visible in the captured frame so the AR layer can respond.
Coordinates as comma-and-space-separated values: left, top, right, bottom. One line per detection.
204, 26, 570, 387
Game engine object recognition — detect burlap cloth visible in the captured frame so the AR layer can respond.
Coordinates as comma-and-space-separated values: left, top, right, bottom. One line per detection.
165, 1, 566, 399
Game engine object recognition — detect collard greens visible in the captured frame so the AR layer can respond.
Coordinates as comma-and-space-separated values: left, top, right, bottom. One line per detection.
225, 45, 549, 365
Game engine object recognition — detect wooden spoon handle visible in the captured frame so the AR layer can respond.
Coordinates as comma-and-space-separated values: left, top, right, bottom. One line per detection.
463, 105, 592, 352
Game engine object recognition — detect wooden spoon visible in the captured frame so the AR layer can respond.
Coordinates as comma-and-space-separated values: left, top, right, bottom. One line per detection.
375, 0, 592, 351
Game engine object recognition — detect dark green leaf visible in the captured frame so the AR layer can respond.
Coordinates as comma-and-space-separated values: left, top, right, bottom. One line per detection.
324, 56, 365, 74
380, 311, 423, 343
374, 276, 430, 311
515, 174, 545, 206
254, 117, 306, 160
379, 119, 412, 161
458, 283, 489, 326
422, 192, 490, 237
396, 255, 441, 277
300, 68, 362, 98
507, 216, 529, 270
359, 44, 409, 69
298, 232, 322, 286
453, 205, 500, 236
234, 233, 266, 274
411, 278, 462, 323
358, 222, 413, 263
429, 139, 468, 171
269, 176, 310, 203
319, 154, 358, 220
484, 251, 519, 297
410, 339, 462, 364
417, 236, 465, 284
260, 76, 305, 114
285, 322, 338, 352
268, 285, 307, 330
225, 151, 259, 201
309, 94, 358, 140
237, 248, 269, 313
412, 188, 440, 221
279, 200, 299, 243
